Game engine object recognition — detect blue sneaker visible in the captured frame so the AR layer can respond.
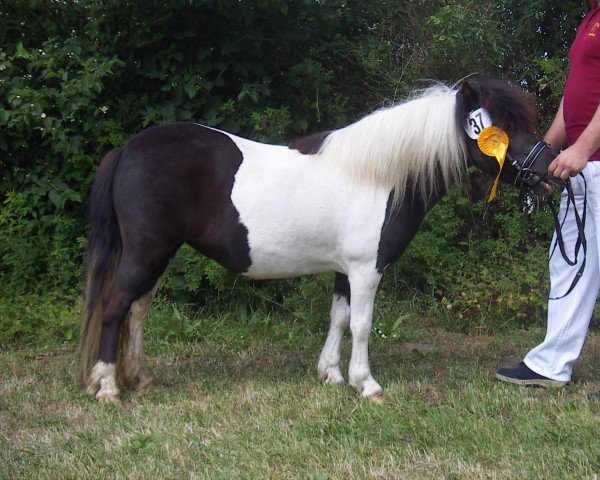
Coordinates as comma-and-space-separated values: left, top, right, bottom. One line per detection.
495, 362, 568, 388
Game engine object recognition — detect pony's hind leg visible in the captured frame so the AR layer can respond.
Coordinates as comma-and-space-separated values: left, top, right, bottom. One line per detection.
121, 277, 162, 390
318, 273, 350, 385
86, 285, 130, 402
87, 248, 171, 402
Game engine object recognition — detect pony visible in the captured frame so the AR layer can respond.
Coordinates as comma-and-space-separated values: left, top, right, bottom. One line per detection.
80, 79, 560, 402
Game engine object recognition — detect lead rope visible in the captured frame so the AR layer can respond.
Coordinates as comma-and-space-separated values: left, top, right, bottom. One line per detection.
547, 173, 587, 300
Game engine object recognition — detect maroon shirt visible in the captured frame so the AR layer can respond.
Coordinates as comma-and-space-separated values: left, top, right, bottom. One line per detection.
564, 5, 600, 159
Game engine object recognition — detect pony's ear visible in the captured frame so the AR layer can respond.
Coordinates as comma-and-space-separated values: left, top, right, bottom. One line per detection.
459, 81, 480, 109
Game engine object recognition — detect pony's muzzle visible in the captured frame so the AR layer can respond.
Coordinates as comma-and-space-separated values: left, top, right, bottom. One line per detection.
529, 177, 562, 196
542, 176, 565, 195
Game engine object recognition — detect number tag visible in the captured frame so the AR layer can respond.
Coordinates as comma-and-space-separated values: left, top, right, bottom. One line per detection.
465, 108, 492, 139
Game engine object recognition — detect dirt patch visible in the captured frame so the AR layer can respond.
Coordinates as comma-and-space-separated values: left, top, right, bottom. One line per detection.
383, 329, 496, 362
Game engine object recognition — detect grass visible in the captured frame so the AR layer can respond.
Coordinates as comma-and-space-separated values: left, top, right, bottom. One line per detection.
2, 296, 600, 479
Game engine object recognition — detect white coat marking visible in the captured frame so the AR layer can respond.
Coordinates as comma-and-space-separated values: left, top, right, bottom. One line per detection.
227, 132, 391, 279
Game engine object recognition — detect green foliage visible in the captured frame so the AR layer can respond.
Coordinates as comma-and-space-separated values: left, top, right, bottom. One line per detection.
392, 183, 556, 332
0, 31, 124, 292
534, 56, 570, 122
0, 0, 377, 295
0, 291, 79, 345
427, 2, 506, 78
250, 106, 293, 143
0, 191, 83, 292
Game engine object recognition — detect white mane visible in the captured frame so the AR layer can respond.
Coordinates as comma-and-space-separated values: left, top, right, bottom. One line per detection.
315, 85, 468, 205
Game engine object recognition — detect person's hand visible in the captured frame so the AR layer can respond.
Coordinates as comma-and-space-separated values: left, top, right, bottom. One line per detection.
548, 143, 589, 180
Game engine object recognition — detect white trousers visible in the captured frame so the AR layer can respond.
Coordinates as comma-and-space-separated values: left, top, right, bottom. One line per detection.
525, 162, 600, 381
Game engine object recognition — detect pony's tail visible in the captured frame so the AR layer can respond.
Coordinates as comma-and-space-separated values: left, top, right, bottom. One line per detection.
79, 148, 123, 387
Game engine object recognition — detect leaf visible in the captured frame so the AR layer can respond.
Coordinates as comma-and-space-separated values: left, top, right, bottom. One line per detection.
184, 81, 198, 100
48, 190, 62, 209
14, 42, 32, 61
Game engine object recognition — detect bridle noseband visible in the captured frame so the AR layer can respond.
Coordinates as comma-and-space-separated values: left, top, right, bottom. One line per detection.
507, 140, 554, 189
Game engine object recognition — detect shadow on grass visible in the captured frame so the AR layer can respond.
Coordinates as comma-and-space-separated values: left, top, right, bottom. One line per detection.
5, 327, 600, 405
141, 329, 600, 400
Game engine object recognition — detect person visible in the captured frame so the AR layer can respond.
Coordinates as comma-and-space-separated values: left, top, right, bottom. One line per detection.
496, 0, 600, 388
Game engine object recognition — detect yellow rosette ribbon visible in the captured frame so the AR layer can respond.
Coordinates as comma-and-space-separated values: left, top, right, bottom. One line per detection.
477, 126, 509, 202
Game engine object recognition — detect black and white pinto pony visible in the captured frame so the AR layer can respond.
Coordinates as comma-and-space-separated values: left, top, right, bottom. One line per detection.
80, 79, 559, 402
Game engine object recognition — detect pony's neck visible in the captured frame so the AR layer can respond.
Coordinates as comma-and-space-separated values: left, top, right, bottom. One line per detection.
316, 86, 468, 206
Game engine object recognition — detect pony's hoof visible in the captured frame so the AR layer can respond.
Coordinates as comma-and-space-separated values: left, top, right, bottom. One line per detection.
367, 393, 384, 404
354, 376, 383, 399
95, 381, 120, 402
134, 374, 153, 390
318, 366, 345, 385
87, 361, 119, 400
86, 383, 99, 397
96, 392, 120, 403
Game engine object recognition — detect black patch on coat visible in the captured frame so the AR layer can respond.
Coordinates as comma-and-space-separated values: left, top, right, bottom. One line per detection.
333, 272, 351, 303
290, 131, 332, 155
89, 123, 253, 365
376, 175, 447, 274
113, 123, 252, 276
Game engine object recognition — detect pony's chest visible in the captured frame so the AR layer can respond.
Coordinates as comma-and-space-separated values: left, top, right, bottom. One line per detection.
229, 147, 389, 278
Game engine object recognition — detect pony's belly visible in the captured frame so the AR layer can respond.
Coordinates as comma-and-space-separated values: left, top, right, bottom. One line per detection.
239, 231, 344, 278
240, 252, 339, 280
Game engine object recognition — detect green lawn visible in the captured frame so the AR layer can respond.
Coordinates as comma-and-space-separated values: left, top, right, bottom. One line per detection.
2, 308, 600, 479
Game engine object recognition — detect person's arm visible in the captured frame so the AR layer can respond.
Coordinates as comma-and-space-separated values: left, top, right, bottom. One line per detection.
548, 99, 600, 180
544, 97, 568, 151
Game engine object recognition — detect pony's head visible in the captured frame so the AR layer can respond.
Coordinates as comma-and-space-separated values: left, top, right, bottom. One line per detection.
456, 79, 561, 197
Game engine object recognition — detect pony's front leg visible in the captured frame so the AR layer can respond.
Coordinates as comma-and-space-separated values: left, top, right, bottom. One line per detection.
318, 292, 350, 385
347, 271, 383, 399
318, 272, 351, 384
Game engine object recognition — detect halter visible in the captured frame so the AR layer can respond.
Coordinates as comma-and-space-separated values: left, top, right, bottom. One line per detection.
507, 140, 554, 190
474, 126, 560, 202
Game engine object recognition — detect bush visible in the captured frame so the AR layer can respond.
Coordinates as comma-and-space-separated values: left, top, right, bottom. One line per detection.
0, 292, 80, 345
392, 181, 556, 332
